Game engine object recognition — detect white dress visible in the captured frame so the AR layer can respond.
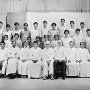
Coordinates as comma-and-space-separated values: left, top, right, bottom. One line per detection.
66, 47, 80, 76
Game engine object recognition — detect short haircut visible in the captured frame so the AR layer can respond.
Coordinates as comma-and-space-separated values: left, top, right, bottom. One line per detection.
80, 42, 85, 46
61, 18, 65, 22
0, 41, 5, 45
14, 33, 19, 37
33, 41, 38, 44
70, 21, 74, 24
33, 22, 38, 25
6, 24, 10, 28
24, 23, 28, 26
43, 21, 47, 24
54, 35, 59, 39
86, 29, 90, 32
36, 36, 40, 39
0, 21, 3, 24
4, 35, 8, 38
51, 23, 57, 26
75, 28, 80, 32
14, 22, 19, 26
27, 37, 31, 40
80, 22, 84, 25
44, 35, 49, 38
64, 30, 69, 34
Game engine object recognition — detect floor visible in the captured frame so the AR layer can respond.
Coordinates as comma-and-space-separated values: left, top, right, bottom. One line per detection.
0, 78, 90, 90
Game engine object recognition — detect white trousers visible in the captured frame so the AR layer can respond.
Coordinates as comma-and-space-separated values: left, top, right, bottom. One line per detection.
2, 61, 7, 74
42, 60, 54, 77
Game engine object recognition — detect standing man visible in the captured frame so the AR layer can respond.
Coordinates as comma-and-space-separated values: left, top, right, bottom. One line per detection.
54, 40, 66, 80
42, 41, 54, 80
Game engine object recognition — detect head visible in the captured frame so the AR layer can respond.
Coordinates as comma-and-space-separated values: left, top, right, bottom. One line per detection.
14, 33, 19, 40
69, 41, 74, 48
0, 41, 5, 49
23, 23, 28, 30
36, 36, 40, 42
14, 22, 19, 30
33, 41, 38, 49
27, 37, 31, 42
6, 24, 10, 31
80, 42, 85, 49
45, 41, 50, 49
80, 22, 85, 28
23, 41, 28, 48
86, 29, 90, 36
54, 35, 59, 41
12, 41, 16, 47
43, 21, 47, 28
51, 23, 57, 29
75, 28, 80, 35
0, 21, 3, 29
33, 22, 38, 29
70, 21, 74, 27
44, 35, 49, 41
64, 30, 69, 37
4, 35, 8, 41
60, 18, 65, 26
57, 40, 62, 47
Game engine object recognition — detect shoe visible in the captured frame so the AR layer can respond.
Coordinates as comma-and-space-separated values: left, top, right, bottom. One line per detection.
62, 77, 65, 80
51, 75, 54, 80
43, 76, 46, 80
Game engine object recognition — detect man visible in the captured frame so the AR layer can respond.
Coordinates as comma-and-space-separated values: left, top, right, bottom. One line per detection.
42, 41, 54, 80
18, 41, 29, 78
51, 35, 59, 48
84, 29, 90, 53
73, 28, 84, 48
57, 18, 67, 38
78, 42, 90, 77
0, 41, 8, 78
6, 41, 20, 79
27, 37, 32, 48
61, 30, 73, 48
68, 21, 76, 37
54, 40, 66, 80
48, 23, 59, 41
20, 23, 31, 42
31, 22, 41, 42
28, 41, 42, 79
66, 41, 80, 77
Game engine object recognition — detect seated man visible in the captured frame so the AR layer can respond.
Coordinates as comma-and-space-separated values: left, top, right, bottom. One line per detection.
54, 40, 66, 80
6, 41, 20, 79
0, 41, 8, 78
18, 41, 30, 78
42, 41, 54, 80
28, 41, 42, 79
66, 41, 80, 77
78, 42, 90, 77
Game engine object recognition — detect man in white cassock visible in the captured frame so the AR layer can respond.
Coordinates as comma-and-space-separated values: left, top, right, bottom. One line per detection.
42, 41, 54, 80
6, 41, 20, 79
54, 40, 66, 80
0, 41, 8, 78
66, 41, 80, 77
18, 41, 29, 78
28, 41, 42, 79
78, 42, 90, 77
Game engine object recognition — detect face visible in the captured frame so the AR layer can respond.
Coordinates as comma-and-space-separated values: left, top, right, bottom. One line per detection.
14, 35, 19, 40
33, 43, 38, 48
57, 41, 62, 47
34, 24, 38, 29
54, 36, 59, 40
87, 31, 90, 36
52, 25, 56, 29
80, 23, 84, 28
44, 35, 48, 41
12, 41, 16, 47
80, 43, 85, 48
61, 19, 65, 26
27, 38, 31, 42
4, 36, 8, 40
70, 22, 74, 27
65, 31, 69, 36
0, 23, 3, 28
15, 24, 19, 30
24, 24, 28, 29
36, 37, 40, 42
76, 30, 80, 34
69, 41, 74, 47
43, 22, 47, 27
6, 26, 10, 31
45, 44, 50, 49
24, 42, 28, 48
1, 43, 5, 49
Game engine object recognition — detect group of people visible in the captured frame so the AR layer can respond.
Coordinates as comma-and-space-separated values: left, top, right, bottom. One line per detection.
0, 18, 90, 80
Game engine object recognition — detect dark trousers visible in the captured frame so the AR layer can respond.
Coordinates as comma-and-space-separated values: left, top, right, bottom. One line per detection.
54, 60, 66, 78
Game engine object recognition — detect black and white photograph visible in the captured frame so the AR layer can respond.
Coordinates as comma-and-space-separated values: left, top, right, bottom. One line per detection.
0, 0, 90, 90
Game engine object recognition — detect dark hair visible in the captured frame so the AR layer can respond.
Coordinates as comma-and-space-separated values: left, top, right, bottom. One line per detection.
4, 35, 8, 38
33, 41, 38, 44
51, 23, 57, 26
14, 22, 19, 26
43, 21, 47, 24
64, 30, 69, 34
6, 24, 10, 28
75, 28, 80, 32
27, 37, 31, 40
0, 41, 5, 45
80, 42, 85, 46
0, 21, 3, 24
54, 35, 59, 39
24, 23, 28, 26
14, 33, 19, 38
61, 18, 65, 22
33, 22, 38, 25
86, 29, 90, 32
70, 21, 74, 24
36, 36, 40, 39
80, 22, 84, 25
44, 35, 49, 38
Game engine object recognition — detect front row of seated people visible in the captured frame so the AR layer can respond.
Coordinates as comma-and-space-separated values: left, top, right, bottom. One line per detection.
0, 38, 90, 80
